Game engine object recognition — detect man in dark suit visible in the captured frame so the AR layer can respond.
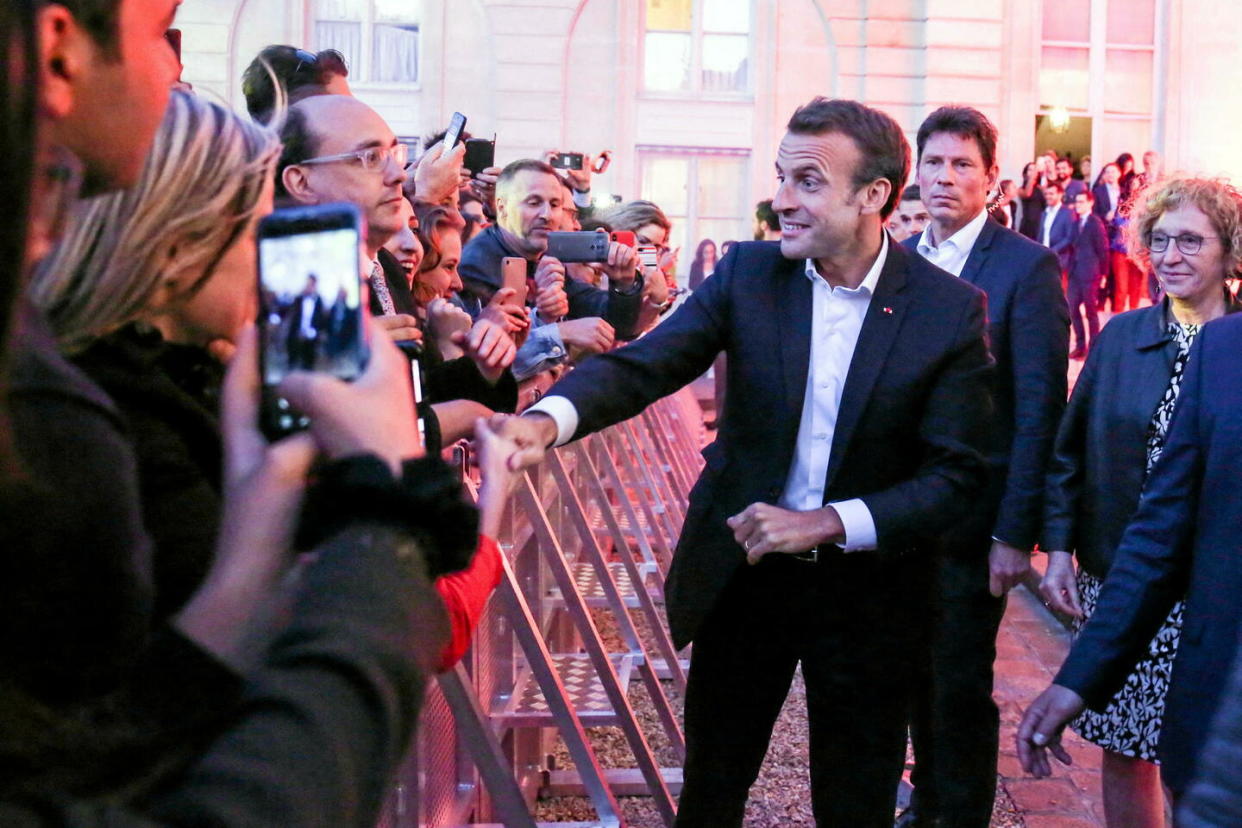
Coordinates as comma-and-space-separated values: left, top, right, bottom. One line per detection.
286, 274, 327, 370
491, 98, 994, 826
1019, 313, 1242, 804
899, 107, 1070, 827
1067, 190, 1109, 358
1039, 180, 1076, 274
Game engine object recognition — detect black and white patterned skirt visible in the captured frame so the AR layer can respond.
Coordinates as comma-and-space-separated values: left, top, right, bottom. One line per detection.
1070, 569, 1185, 762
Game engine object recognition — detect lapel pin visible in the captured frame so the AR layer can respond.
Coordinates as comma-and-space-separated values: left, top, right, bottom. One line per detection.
882, 306, 894, 314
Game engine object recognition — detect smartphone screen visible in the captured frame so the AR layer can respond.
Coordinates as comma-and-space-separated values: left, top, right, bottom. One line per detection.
258, 204, 367, 437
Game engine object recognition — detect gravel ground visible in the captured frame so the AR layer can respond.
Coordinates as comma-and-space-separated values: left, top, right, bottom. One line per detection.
533, 606, 1026, 827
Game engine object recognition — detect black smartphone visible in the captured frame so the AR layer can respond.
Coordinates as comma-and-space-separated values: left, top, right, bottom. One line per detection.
550, 152, 584, 171
257, 202, 368, 440
463, 136, 495, 176
443, 112, 467, 150
546, 231, 610, 263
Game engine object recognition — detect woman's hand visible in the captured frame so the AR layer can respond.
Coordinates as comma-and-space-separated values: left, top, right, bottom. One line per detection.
1039, 550, 1083, 618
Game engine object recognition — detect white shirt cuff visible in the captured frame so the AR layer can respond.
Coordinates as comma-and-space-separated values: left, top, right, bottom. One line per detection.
524, 395, 579, 447
829, 498, 877, 552
572, 189, 592, 210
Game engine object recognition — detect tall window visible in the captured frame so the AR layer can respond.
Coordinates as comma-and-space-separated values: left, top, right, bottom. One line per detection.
1039, 0, 1159, 161
313, 0, 420, 85
643, 0, 751, 95
639, 150, 750, 275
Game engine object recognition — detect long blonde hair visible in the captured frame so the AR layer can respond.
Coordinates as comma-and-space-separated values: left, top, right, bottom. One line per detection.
30, 90, 280, 352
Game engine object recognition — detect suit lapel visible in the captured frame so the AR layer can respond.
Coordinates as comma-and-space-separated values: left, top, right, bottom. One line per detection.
958, 217, 999, 287
823, 246, 910, 491
774, 255, 812, 422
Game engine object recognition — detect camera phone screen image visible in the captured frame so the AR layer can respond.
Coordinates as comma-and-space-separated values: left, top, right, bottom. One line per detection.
259, 227, 365, 386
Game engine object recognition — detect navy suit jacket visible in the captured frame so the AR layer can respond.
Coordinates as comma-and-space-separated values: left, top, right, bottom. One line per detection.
1068, 214, 1109, 285
905, 221, 1069, 551
1055, 313, 1242, 793
546, 240, 994, 648
1040, 206, 1076, 271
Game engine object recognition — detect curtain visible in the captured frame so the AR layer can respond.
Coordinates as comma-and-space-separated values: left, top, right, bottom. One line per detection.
373, 24, 419, 83
315, 21, 362, 69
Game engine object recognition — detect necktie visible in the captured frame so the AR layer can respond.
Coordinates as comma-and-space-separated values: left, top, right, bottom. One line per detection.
370, 259, 396, 315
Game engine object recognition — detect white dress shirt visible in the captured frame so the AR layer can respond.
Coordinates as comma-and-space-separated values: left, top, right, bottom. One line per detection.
1041, 204, 1061, 247
527, 235, 889, 552
1105, 183, 1120, 221
916, 209, 989, 278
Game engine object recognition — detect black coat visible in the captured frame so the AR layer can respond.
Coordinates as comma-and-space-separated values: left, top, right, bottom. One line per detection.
905, 219, 1069, 551
547, 240, 995, 648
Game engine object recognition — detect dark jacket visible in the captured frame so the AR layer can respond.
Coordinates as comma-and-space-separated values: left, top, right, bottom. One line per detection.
547, 240, 994, 648
1055, 313, 1242, 794
905, 219, 1069, 551
72, 325, 224, 619
1178, 627, 1242, 826
1040, 205, 1076, 271
1068, 213, 1109, 286
1041, 300, 1242, 577
458, 224, 642, 339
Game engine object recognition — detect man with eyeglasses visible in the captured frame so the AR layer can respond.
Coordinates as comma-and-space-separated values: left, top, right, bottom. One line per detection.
277, 94, 421, 343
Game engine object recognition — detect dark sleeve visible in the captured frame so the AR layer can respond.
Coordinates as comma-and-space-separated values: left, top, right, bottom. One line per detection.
1094, 221, 1109, 268
457, 240, 502, 309
993, 247, 1070, 549
861, 289, 994, 546
144, 524, 449, 828
563, 275, 644, 341
1178, 628, 1242, 827
550, 244, 735, 438
423, 356, 518, 413
1, 389, 155, 702
1041, 327, 1104, 553
1054, 329, 1205, 708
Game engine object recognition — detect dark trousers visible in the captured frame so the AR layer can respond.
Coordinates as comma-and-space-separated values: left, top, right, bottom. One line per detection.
676, 551, 918, 828
1067, 278, 1100, 351
907, 552, 1006, 827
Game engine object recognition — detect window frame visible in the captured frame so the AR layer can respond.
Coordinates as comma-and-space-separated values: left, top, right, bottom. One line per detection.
639, 0, 755, 100
309, 0, 422, 90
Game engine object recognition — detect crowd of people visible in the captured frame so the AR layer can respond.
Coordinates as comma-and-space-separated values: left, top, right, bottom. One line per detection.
4, 2, 1242, 828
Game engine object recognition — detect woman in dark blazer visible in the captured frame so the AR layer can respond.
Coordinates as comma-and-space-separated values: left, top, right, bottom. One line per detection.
1040, 176, 1242, 827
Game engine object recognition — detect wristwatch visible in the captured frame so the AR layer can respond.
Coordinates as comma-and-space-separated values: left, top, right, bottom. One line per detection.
610, 268, 645, 296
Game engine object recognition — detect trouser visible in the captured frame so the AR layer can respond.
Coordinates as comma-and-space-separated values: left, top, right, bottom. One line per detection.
1111, 251, 1146, 311
1099, 259, 1116, 312
907, 552, 1007, 827
1067, 279, 1100, 350
676, 552, 918, 827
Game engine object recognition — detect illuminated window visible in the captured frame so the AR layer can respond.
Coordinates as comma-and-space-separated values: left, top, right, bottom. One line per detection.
313, 0, 420, 85
639, 151, 750, 275
643, 0, 751, 95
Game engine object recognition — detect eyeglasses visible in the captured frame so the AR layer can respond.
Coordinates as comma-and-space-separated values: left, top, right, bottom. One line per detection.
299, 143, 410, 172
1146, 231, 1220, 255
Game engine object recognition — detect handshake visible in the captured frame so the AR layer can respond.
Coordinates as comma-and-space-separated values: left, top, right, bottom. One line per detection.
484, 411, 562, 472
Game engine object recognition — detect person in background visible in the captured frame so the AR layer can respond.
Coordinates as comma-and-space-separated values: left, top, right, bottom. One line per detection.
1040, 180, 1075, 275
1078, 155, 1092, 185
1018, 159, 1049, 240
753, 198, 781, 240
1039, 176, 1242, 828
993, 179, 1020, 230
596, 198, 676, 328
1066, 189, 1109, 359
688, 238, 718, 291
1094, 163, 1124, 311
888, 184, 931, 242
240, 44, 350, 125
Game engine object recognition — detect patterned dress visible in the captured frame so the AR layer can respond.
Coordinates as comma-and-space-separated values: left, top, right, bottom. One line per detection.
1070, 318, 1200, 761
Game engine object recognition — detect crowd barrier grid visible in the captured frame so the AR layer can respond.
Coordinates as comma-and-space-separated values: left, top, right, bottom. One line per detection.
376, 389, 706, 828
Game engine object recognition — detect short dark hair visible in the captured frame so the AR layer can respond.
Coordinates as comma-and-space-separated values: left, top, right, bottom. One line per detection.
496, 158, 559, 191
1043, 179, 1064, 194
916, 106, 998, 173
242, 45, 349, 124
56, 0, 122, 56
1077, 189, 1094, 202
274, 106, 319, 198
755, 199, 779, 231
423, 128, 474, 151
786, 97, 911, 219
900, 184, 922, 203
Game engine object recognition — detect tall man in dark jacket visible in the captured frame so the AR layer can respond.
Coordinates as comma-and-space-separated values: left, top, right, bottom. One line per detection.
1067, 190, 1109, 358
901, 106, 1070, 828
490, 98, 995, 827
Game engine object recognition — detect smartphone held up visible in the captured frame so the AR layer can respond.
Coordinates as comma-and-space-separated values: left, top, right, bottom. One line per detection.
256, 202, 368, 439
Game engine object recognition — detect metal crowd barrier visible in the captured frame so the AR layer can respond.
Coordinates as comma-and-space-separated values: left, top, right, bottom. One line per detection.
377, 388, 706, 828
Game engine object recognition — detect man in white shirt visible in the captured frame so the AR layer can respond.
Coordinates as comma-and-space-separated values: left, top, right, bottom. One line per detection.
1040, 180, 1075, 273
899, 106, 1070, 828
489, 97, 994, 827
